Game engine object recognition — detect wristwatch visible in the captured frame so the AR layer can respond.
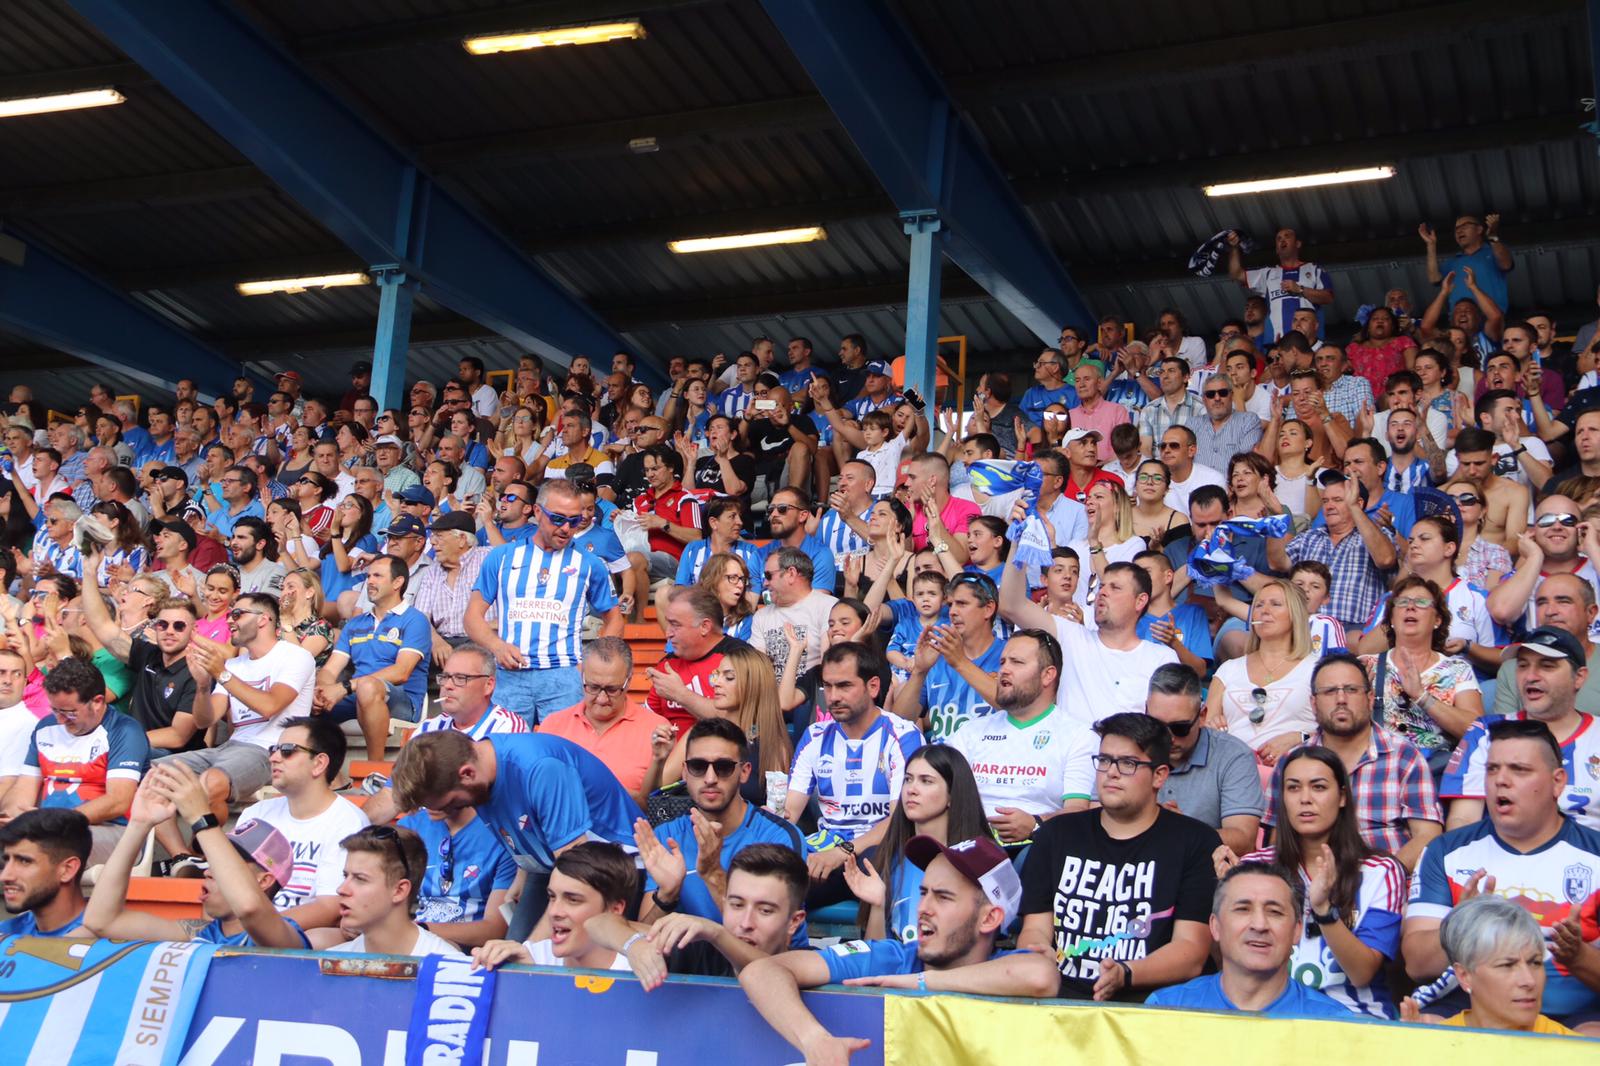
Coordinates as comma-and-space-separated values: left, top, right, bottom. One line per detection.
1312, 905, 1341, 926
216, 671, 233, 686
931, 541, 949, 554
190, 813, 222, 837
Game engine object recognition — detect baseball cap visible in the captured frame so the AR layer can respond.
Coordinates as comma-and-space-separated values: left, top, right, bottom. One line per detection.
152, 518, 197, 551
386, 514, 427, 540
351, 361, 372, 376
1061, 428, 1102, 445
227, 818, 294, 887
864, 360, 894, 378
275, 370, 302, 383
373, 434, 403, 449
398, 484, 436, 507
430, 511, 477, 536
1513, 626, 1586, 670
903, 835, 1022, 926
153, 465, 188, 484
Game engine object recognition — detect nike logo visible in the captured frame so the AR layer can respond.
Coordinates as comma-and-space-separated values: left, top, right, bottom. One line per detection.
759, 439, 787, 451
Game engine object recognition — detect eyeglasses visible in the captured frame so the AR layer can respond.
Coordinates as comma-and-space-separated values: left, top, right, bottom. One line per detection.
1392, 596, 1437, 610
1449, 493, 1480, 507
151, 619, 190, 632
1249, 687, 1269, 724
1314, 684, 1366, 699
1536, 513, 1579, 528
270, 742, 317, 758
582, 681, 626, 700
1091, 754, 1158, 775
1135, 473, 1167, 485
1202, 388, 1233, 398
1163, 714, 1203, 738
724, 573, 747, 586
539, 505, 584, 528
684, 757, 742, 779
438, 671, 491, 686
1158, 441, 1183, 450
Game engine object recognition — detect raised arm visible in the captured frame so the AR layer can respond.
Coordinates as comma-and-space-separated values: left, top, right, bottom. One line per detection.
79, 551, 133, 660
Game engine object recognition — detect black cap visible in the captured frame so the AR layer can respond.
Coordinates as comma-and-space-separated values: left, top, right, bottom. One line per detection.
1514, 626, 1587, 670
351, 361, 372, 376
153, 466, 188, 484
430, 511, 477, 536
152, 518, 197, 551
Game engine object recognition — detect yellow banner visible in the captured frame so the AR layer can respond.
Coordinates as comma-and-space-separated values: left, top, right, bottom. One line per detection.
884, 994, 1593, 1065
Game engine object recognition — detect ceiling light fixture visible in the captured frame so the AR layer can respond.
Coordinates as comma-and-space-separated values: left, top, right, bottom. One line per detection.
1203, 166, 1396, 197
0, 88, 125, 120
236, 272, 372, 296
669, 227, 828, 254
463, 21, 646, 54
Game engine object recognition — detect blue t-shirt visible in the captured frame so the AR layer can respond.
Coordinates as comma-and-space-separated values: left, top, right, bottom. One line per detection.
821, 938, 1015, 982
1146, 973, 1354, 1020
478, 735, 641, 871
1440, 244, 1510, 319
572, 523, 629, 575
193, 916, 310, 948
887, 859, 926, 944
1136, 604, 1214, 661
205, 499, 266, 540
477, 523, 538, 547
0, 909, 85, 938
780, 367, 823, 396
1019, 384, 1079, 425
335, 605, 432, 709
921, 634, 1005, 742
887, 599, 939, 669
320, 533, 380, 599
647, 802, 811, 945
760, 535, 838, 597
401, 811, 518, 925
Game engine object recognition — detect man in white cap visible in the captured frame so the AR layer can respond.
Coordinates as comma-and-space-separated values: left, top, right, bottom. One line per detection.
374, 435, 420, 494
740, 835, 1058, 1063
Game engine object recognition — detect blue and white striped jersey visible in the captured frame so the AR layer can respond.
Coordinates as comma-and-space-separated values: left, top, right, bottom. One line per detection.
674, 539, 766, 592
1247, 263, 1331, 342
789, 712, 923, 839
816, 506, 872, 558
472, 541, 617, 669
716, 386, 755, 420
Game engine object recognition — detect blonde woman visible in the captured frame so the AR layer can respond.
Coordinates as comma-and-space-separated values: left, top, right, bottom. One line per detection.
494, 404, 550, 468
694, 551, 755, 642
663, 642, 793, 808
1206, 578, 1317, 767
280, 567, 335, 668
1073, 479, 1144, 593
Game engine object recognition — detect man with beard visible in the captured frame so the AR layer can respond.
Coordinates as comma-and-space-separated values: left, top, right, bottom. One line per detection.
0, 808, 90, 936
1382, 408, 1444, 493
1262, 653, 1440, 871
741, 835, 1057, 1064
229, 516, 286, 596
635, 718, 807, 934
946, 629, 1096, 849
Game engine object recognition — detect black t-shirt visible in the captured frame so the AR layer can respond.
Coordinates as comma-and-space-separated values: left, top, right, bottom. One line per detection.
745, 417, 817, 469
613, 451, 650, 508
694, 452, 757, 496
1020, 807, 1219, 1000
124, 640, 201, 751
832, 365, 869, 407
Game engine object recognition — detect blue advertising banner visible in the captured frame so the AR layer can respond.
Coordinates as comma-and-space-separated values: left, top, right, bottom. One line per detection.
180, 950, 887, 1065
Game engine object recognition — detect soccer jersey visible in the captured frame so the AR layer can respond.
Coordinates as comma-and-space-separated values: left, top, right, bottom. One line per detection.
789, 712, 924, 839
816, 506, 872, 559
886, 859, 926, 944
1407, 818, 1600, 1018
1146, 973, 1351, 1019
401, 811, 518, 925
648, 802, 811, 945
1243, 848, 1404, 1018
193, 916, 310, 948
1308, 614, 1347, 658
0, 910, 84, 938
674, 540, 765, 589
920, 636, 1005, 741
1440, 712, 1600, 830
1247, 262, 1331, 342
477, 734, 641, 872
20, 710, 148, 822
335, 604, 431, 710
945, 706, 1097, 816
414, 704, 528, 739
474, 541, 617, 670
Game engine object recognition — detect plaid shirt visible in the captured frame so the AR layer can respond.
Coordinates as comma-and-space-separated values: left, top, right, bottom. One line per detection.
1137, 392, 1204, 443
1322, 374, 1375, 422
411, 545, 489, 639
1265, 726, 1440, 854
1191, 410, 1264, 471
1287, 524, 1397, 627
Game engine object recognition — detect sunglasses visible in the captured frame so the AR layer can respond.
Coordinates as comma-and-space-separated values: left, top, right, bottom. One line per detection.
1202, 388, 1233, 398
269, 742, 317, 758
1163, 714, 1203, 738
1449, 493, 1480, 507
539, 505, 584, 528
439, 834, 455, 893
227, 608, 264, 621
151, 619, 190, 632
683, 757, 742, 779
1536, 513, 1579, 528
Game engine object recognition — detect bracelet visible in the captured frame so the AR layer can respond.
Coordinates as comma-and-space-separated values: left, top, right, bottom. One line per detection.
1116, 959, 1134, 986
621, 932, 648, 955
917, 971, 927, 992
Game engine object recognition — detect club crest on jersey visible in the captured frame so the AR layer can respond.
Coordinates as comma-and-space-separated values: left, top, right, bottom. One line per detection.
1033, 732, 1052, 749
517, 814, 530, 830
537, 570, 551, 583
1588, 754, 1599, 782
1564, 864, 1593, 906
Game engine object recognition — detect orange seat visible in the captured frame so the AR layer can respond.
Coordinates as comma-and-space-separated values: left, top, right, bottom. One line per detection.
349, 759, 393, 780
124, 877, 203, 922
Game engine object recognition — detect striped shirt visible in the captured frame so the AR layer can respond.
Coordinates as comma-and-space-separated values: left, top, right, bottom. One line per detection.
716, 386, 755, 420
1190, 411, 1263, 471
1286, 526, 1398, 628
816, 505, 872, 558
1322, 374, 1375, 423
415, 704, 529, 740
1383, 457, 1434, 493
1246, 262, 1331, 342
844, 393, 900, 420
1137, 393, 1204, 444
31, 536, 82, 581
674, 539, 766, 589
473, 541, 617, 669
790, 712, 923, 839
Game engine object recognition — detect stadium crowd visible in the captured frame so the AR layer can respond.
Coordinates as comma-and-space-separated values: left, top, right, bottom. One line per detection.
0, 215, 1597, 1060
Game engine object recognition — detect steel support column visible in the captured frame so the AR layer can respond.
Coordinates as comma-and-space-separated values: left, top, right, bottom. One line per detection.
371, 267, 416, 411
902, 211, 945, 410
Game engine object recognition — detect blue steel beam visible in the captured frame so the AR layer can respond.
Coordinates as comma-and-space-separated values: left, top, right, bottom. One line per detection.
760, 0, 1094, 344
69, 0, 657, 386
0, 238, 255, 398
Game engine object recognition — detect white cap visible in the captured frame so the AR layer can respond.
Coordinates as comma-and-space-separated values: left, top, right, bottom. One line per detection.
373, 435, 404, 448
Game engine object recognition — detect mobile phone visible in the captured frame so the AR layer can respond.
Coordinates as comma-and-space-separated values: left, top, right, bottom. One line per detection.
903, 388, 926, 412
754, 400, 778, 412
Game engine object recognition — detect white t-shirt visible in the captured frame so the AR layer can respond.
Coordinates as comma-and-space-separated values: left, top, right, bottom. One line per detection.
523, 938, 633, 971
331, 926, 466, 959
470, 384, 499, 420
750, 589, 839, 679
1241, 387, 1275, 421
945, 706, 1098, 816
0, 702, 39, 777
1051, 617, 1178, 728
239, 793, 370, 909
1373, 407, 1449, 451
1212, 654, 1318, 751
1444, 437, 1553, 491
1175, 336, 1209, 371
1062, 536, 1145, 625
856, 434, 910, 496
1164, 463, 1226, 513
224, 640, 316, 748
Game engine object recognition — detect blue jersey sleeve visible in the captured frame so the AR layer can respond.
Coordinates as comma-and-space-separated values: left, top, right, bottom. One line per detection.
674, 547, 697, 586
398, 610, 432, 659
1353, 907, 1402, 958
820, 938, 921, 982
585, 557, 618, 613
1406, 834, 1454, 918
107, 716, 151, 777
522, 754, 593, 856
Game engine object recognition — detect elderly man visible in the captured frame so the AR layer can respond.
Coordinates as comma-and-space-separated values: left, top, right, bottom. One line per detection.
203, 465, 265, 541
437, 435, 488, 502
1490, 573, 1600, 716
1146, 663, 1263, 857
1067, 360, 1131, 462
1190, 375, 1265, 471
646, 586, 746, 734
750, 548, 839, 681
25, 496, 84, 585
412, 511, 489, 661
1020, 348, 1077, 429
538, 637, 672, 805
374, 435, 419, 494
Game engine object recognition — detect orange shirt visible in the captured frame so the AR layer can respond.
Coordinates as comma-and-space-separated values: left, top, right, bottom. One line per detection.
537, 701, 669, 797
1441, 1011, 1576, 1036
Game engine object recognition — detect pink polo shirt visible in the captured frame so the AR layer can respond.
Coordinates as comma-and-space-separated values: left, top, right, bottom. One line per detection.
1070, 400, 1132, 461
537, 701, 671, 797
912, 495, 981, 550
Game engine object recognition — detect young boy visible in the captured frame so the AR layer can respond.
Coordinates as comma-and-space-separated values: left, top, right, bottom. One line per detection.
1133, 551, 1214, 674
328, 825, 464, 958
854, 411, 913, 497
882, 570, 947, 681
471, 841, 638, 973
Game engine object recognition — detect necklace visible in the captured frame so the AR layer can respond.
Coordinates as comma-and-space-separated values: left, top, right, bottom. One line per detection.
1253, 649, 1298, 684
